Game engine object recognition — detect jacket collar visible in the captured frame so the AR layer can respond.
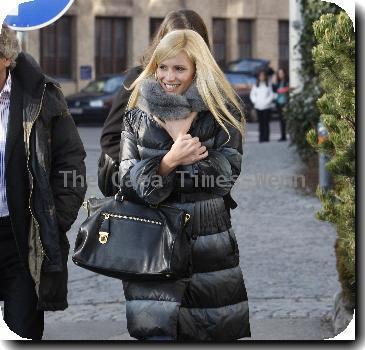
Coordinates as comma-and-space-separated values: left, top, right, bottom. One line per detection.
5, 73, 23, 168
11, 52, 46, 100
136, 78, 207, 121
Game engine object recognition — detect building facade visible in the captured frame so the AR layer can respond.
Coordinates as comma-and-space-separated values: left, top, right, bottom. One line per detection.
24, 0, 289, 95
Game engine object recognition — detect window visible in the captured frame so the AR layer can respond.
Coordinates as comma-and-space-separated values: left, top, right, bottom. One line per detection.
95, 17, 129, 76
238, 20, 253, 59
213, 19, 227, 68
278, 20, 289, 72
150, 18, 164, 42
40, 16, 73, 79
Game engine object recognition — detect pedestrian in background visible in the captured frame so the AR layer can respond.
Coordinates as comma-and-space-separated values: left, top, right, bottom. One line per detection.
249, 70, 274, 142
0, 25, 86, 340
118, 29, 250, 340
98, 9, 210, 197
273, 67, 289, 141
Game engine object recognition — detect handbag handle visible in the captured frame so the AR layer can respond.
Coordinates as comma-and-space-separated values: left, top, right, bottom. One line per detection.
116, 188, 159, 209
115, 190, 125, 202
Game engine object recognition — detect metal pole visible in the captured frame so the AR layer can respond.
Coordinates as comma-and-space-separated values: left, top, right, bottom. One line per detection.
317, 122, 331, 190
16, 31, 27, 52
289, 0, 303, 91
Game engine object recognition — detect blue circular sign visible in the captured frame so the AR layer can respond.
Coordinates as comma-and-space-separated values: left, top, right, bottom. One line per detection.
4, 0, 74, 31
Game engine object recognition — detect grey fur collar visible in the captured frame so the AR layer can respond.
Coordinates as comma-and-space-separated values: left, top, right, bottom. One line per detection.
136, 78, 208, 120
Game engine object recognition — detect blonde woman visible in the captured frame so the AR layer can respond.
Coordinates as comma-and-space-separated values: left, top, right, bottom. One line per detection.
119, 29, 250, 341
99, 10, 210, 196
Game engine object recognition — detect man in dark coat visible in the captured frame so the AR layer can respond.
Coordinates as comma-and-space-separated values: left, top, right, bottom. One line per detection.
0, 26, 87, 340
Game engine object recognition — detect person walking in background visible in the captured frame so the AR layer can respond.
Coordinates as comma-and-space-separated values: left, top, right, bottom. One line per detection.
98, 9, 210, 197
249, 70, 274, 142
118, 29, 250, 340
273, 67, 289, 141
0, 25, 86, 340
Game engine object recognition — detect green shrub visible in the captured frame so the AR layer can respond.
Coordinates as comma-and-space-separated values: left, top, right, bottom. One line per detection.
307, 11, 355, 305
285, 0, 340, 161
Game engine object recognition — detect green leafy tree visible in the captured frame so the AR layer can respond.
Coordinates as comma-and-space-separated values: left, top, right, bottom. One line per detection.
307, 11, 355, 305
285, 0, 340, 161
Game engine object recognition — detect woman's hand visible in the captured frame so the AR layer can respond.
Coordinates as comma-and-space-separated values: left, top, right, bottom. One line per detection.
158, 134, 208, 176
155, 112, 198, 141
172, 134, 208, 166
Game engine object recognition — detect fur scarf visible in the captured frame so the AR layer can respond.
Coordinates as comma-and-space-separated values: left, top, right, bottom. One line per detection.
136, 78, 208, 121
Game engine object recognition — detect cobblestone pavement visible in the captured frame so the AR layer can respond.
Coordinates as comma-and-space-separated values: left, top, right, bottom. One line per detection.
44, 121, 340, 333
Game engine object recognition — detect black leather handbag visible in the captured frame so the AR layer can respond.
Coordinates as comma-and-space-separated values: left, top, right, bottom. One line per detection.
72, 193, 193, 280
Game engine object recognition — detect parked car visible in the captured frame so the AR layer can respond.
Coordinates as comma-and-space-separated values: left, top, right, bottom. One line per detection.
226, 58, 274, 77
225, 72, 257, 122
66, 74, 126, 125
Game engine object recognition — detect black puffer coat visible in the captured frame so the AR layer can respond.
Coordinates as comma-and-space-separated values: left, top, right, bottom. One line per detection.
119, 107, 250, 340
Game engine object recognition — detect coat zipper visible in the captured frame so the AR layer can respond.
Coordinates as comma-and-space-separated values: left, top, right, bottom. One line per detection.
152, 203, 191, 225
98, 212, 162, 245
26, 82, 50, 261
101, 212, 162, 225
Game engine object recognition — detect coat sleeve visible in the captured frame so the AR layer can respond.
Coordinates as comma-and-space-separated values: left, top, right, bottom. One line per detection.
249, 86, 257, 105
265, 85, 275, 106
100, 66, 143, 162
119, 110, 176, 205
178, 116, 243, 197
49, 91, 87, 233
98, 67, 143, 196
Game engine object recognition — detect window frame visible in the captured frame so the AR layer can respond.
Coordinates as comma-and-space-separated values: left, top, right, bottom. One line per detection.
212, 18, 228, 69
149, 18, 164, 42
95, 16, 129, 77
238, 19, 253, 59
40, 15, 73, 79
278, 20, 289, 72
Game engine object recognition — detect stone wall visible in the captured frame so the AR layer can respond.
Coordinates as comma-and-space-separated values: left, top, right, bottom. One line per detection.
24, 0, 289, 95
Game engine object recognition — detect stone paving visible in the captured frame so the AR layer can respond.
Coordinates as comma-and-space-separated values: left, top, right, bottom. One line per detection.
43, 121, 340, 335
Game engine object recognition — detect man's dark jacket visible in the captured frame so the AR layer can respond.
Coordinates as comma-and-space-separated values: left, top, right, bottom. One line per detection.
6, 52, 87, 311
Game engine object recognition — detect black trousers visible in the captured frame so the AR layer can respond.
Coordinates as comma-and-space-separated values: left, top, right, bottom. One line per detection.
256, 109, 271, 142
276, 104, 287, 140
0, 217, 44, 340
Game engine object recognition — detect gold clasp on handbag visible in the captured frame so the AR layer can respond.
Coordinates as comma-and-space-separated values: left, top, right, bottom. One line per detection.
184, 213, 191, 224
99, 232, 109, 244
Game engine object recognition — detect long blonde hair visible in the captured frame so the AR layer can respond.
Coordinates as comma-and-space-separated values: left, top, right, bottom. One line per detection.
140, 10, 210, 67
127, 29, 245, 140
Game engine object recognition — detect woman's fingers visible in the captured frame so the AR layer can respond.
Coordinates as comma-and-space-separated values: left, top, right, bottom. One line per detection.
198, 145, 207, 154
198, 150, 209, 159
180, 149, 208, 166
191, 150, 208, 163
179, 133, 192, 141
184, 137, 201, 147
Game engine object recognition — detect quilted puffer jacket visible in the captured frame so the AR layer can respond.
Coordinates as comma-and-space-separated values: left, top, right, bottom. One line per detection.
119, 107, 251, 340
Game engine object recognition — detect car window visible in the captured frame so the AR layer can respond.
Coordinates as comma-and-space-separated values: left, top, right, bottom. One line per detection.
82, 76, 125, 93
83, 80, 105, 93
104, 76, 125, 93
228, 60, 266, 74
225, 74, 256, 85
